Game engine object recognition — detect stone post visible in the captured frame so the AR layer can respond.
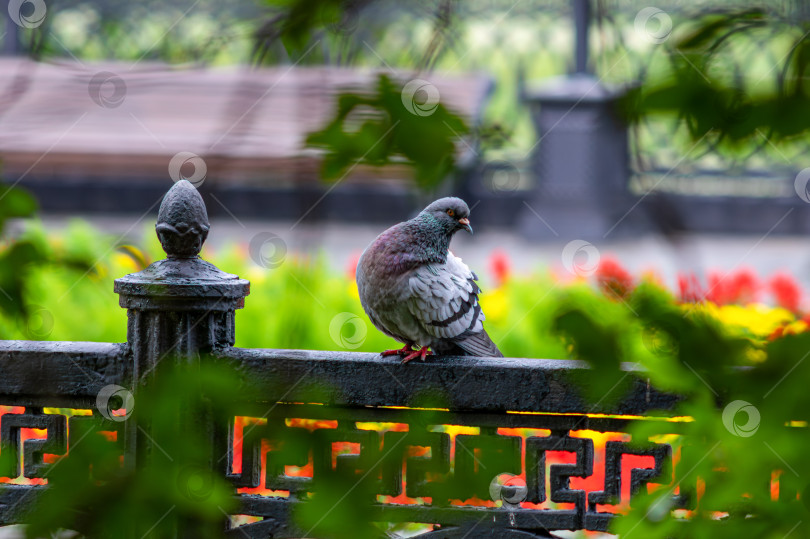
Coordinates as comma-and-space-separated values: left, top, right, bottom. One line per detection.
520, 76, 631, 241
519, 0, 636, 241
114, 179, 249, 536
115, 179, 249, 383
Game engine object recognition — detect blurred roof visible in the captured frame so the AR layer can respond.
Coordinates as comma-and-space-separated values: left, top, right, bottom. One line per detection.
0, 59, 491, 187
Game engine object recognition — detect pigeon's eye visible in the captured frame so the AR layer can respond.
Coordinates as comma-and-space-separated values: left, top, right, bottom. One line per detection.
446, 209, 455, 217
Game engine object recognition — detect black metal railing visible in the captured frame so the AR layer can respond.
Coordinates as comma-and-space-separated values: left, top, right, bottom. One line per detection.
0, 180, 683, 538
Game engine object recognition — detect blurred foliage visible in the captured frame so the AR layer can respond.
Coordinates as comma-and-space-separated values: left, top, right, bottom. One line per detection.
305, 74, 469, 191
21, 360, 242, 538
294, 466, 382, 539
252, 0, 454, 69
0, 185, 45, 321
247, 0, 575, 156
11, 219, 810, 360
253, 0, 369, 60
622, 7, 810, 153
12, 220, 808, 368
0, 218, 121, 341
255, 0, 473, 192
0, 183, 96, 338
553, 283, 810, 537
19, 0, 255, 64
0, 219, 572, 358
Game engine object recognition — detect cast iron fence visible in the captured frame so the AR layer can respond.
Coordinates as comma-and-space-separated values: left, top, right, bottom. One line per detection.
0, 180, 687, 538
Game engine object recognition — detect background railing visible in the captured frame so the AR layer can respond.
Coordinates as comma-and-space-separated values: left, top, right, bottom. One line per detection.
0, 180, 684, 538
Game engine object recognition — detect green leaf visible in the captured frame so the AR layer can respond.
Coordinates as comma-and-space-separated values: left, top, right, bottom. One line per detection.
305, 74, 470, 192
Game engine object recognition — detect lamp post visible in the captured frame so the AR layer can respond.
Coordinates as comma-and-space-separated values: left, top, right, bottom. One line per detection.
520, 0, 635, 241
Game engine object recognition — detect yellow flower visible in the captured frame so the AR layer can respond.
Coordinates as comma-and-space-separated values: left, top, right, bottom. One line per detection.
702, 303, 795, 337
480, 288, 507, 324
783, 320, 808, 335
111, 251, 138, 274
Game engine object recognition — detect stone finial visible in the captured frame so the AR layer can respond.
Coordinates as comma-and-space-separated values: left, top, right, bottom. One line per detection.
155, 180, 210, 258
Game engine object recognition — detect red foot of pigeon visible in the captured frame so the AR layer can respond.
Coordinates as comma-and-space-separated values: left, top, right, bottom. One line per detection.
401, 347, 433, 364
379, 345, 433, 364
380, 344, 415, 357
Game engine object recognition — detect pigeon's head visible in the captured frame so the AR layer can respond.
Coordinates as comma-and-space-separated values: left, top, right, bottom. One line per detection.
421, 197, 473, 235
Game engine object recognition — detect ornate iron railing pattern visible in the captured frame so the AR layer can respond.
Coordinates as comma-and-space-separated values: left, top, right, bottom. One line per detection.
223, 405, 681, 535
0, 180, 682, 538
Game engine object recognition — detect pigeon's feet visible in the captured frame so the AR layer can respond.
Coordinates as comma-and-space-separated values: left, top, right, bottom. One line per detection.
401, 347, 433, 364
381, 344, 415, 357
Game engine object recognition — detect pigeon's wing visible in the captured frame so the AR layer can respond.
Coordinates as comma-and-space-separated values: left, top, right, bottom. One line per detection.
407, 253, 502, 357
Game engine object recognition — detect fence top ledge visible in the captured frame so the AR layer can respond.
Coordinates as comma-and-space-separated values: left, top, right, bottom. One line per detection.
0, 339, 125, 356
0, 341, 126, 403
220, 347, 655, 372
114, 180, 249, 308
224, 348, 595, 369
217, 347, 680, 415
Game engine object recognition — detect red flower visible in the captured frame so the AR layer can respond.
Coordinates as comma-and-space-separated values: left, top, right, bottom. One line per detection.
489, 249, 511, 288
596, 256, 634, 299
678, 272, 704, 303
705, 271, 728, 305
705, 268, 759, 305
346, 250, 362, 281
730, 268, 760, 304
769, 272, 802, 314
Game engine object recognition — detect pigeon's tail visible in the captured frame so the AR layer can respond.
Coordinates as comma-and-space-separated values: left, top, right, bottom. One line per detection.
435, 330, 504, 358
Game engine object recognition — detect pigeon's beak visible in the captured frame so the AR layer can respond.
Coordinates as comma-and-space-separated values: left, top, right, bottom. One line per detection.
458, 217, 473, 234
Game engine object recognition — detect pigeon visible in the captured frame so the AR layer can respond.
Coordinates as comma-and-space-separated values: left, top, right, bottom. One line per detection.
356, 197, 504, 363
